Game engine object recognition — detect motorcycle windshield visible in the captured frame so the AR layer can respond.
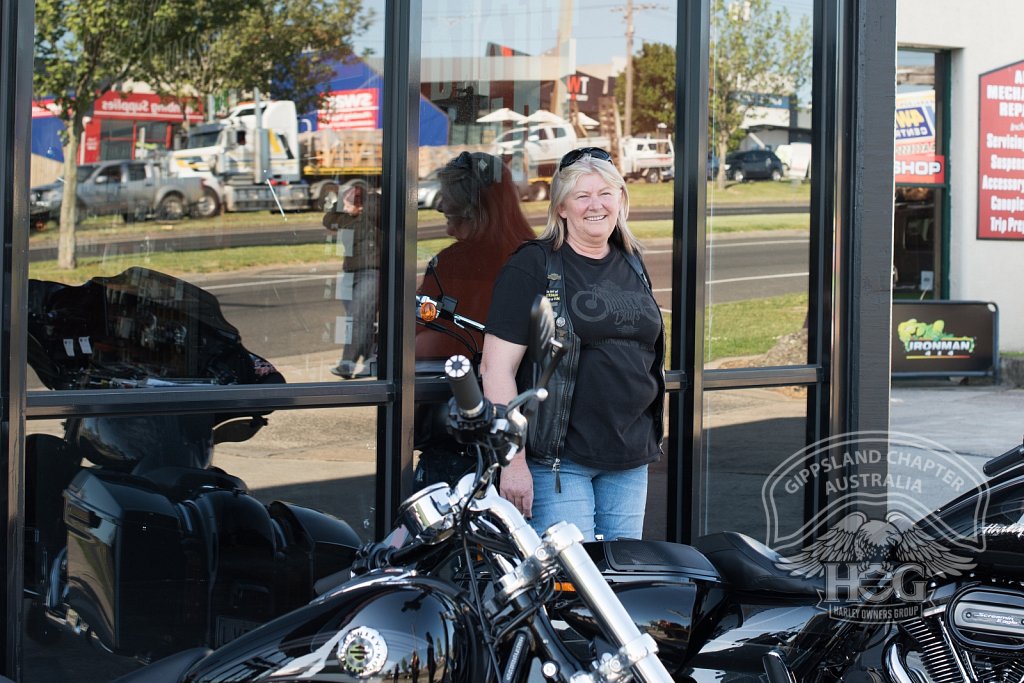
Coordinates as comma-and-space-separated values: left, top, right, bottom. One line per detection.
27, 267, 279, 390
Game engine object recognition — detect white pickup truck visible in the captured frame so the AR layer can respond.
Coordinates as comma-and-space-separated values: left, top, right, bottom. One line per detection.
492, 122, 674, 198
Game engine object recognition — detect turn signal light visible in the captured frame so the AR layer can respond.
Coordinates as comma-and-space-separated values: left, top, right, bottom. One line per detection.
419, 300, 438, 322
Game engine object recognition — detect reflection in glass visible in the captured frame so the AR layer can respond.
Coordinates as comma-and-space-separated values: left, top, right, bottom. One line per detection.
893, 50, 943, 299
706, 0, 813, 367
416, 0, 678, 376
22, 406, 376, 681
702, 387, 807, 542
28, 1, 386, 381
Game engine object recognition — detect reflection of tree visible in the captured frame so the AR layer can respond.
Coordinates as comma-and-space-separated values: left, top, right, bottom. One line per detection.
709, 0, 811, 189
34, 0, 162, 269
144, 0, 374, 117
615, 42, 677, 135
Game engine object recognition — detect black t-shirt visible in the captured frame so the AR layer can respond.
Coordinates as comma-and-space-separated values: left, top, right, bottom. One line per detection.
486, 243, 662, 470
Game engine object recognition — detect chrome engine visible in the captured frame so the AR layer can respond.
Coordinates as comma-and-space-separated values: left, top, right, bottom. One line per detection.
887, 583, 1024, 683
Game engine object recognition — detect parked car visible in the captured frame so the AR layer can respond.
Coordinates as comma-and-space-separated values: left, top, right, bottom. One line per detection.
417, 168, 443, 210
30, 159, 218, 228
724, 149, 785, 182
706, 153, 720, 180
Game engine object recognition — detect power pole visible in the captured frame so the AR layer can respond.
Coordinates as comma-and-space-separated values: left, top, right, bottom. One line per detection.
612, 2, 663, 137
624, 0, 635, 136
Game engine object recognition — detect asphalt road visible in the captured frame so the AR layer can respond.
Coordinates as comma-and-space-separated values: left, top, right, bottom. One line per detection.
188, 231, 809, 362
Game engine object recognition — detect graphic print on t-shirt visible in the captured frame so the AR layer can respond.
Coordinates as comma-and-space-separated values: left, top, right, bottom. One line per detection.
570, 278, 662, 334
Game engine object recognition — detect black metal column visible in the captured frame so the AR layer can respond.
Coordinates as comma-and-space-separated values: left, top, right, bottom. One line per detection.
668, 0, 710, 544
0, 0, 33, 676
835, 0, 896, 439
376, 0, 422, 536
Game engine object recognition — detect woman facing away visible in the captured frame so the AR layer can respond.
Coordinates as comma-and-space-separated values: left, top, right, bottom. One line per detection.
413, 151, 536, 487
480, 147, 666, 541
415, 151, 535, 360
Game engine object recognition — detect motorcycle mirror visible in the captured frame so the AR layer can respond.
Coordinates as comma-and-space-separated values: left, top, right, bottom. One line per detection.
529, 295, 556, 366
213, 416, 267, 444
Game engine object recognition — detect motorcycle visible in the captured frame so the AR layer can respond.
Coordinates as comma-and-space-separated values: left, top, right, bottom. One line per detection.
24, 267, 362, 660
108, 279, 1024, 683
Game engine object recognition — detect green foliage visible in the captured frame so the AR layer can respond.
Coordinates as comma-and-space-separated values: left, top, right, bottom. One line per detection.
34, 0, 171, 268
709, 0, 812, 188
616, 41, 677, 134
144, 0, 373, 116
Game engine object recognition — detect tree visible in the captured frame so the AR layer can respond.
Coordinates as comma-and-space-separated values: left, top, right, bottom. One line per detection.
144, 0, 373, 120
34, 0, 166, 269
710, 0, 811, 189
615, 41, 676, 136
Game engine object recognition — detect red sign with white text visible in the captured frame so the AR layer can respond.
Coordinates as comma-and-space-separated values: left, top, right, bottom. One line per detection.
978, 60, 1024, 240
319, 89, 379, 130
894, 154, 945, 184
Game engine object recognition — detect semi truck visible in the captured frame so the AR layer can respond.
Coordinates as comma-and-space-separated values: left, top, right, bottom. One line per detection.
168, 98, 374, 213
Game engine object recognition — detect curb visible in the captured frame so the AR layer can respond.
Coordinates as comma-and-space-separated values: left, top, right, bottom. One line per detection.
1001, 356, 1024, 388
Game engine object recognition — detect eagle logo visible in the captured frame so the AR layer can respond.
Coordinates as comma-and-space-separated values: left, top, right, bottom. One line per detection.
775, 510, 975, 579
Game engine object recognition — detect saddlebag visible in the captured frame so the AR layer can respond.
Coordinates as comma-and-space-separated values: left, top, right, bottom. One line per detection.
64, 468, 197, 655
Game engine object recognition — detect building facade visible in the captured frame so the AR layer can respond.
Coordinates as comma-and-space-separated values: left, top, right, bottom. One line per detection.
897, 0, 1024, 352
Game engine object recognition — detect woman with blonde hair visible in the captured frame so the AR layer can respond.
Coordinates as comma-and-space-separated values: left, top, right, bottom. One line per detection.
480, 148, 665, 541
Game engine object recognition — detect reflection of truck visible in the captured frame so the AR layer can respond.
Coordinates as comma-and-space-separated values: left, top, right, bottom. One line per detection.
30, 159, 215, 229
167, 98, 360, 214
493, 121, 675, 199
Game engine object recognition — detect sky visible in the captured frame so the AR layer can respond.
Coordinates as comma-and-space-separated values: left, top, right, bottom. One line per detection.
356, 0, 813, 71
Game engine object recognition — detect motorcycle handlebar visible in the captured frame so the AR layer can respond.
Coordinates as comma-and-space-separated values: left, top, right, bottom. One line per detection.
445, 355, 485, 419
983, 441, 1024, 476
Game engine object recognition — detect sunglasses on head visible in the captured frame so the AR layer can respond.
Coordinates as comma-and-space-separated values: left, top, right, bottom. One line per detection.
558, 147, 612, 171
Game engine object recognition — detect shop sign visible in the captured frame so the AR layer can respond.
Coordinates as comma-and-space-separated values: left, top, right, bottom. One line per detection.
894, 153, 945, 184
319, 89, 379, 130
891, 301, 999, 378
978, 59, 1024, 240
93, 92, 202, 122
894, 91, 944, 184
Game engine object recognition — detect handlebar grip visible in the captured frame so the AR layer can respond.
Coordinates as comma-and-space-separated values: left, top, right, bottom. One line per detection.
445, 355, 484, 418
983, 443, 1024, 476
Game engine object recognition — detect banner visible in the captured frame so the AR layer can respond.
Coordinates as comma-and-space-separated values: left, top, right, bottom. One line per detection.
978, 59, 1024, 240
894, 90, 944, 185
891, 301, 999, 378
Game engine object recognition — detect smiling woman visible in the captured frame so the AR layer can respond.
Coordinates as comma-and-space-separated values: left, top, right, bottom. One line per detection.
480, 150, 665, 542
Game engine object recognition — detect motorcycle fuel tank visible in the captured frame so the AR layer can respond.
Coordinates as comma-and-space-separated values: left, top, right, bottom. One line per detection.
184, 573, 484, 683
551, 539, 727, 674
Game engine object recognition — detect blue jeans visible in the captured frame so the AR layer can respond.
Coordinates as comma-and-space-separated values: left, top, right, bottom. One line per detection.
527, 459, 648, 542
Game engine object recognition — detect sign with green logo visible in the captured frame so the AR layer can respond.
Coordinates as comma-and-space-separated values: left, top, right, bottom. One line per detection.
891, 301, 998, 378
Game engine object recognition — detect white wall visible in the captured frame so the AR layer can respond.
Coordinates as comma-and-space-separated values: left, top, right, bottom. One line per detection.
898, 0, 1024, 350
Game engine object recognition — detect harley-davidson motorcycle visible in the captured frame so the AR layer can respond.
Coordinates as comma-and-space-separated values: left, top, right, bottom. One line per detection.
107, 279, 1024, 683
24, 267, 362, 659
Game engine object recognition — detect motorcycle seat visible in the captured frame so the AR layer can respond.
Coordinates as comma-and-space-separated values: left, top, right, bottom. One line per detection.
133, 465, 247, 501
693, 531, 823, 597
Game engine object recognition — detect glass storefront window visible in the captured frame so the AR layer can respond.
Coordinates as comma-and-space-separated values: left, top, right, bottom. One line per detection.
22, 407, 378, 680
894, 49, 946, 299
702, 386, 808, 541
412, 0, 680, 517
705, 0, 813, 369
28, 1, 387, 384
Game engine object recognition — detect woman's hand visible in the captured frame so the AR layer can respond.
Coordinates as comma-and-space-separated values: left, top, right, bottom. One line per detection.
480, 333, 530, 515
500, 453, 533, 517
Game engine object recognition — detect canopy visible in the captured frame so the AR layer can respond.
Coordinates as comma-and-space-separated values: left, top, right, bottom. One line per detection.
476, 107, 527, 123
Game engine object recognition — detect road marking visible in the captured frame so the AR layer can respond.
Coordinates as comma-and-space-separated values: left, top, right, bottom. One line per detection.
710, 238, 809, 248
652, 271, 809, 292
204, 274, 335, 291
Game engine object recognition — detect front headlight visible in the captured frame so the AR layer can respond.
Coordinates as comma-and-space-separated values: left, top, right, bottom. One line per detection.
43, 189, 62, 202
